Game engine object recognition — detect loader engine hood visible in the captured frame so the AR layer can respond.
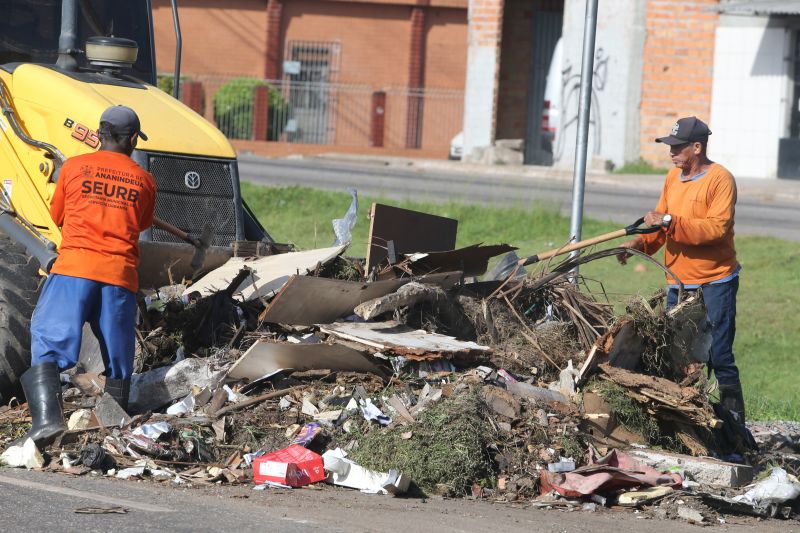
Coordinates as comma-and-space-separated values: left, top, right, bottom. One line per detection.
6, 63, 235, 159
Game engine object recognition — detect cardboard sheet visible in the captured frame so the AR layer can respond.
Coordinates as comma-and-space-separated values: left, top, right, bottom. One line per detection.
226, 340, 389, 381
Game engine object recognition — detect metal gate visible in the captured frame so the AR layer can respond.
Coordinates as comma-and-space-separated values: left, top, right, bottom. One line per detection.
282, 40, 341, 144
524, 1, 564, 165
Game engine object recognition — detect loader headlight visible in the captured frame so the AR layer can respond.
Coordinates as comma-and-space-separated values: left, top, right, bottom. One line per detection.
85, 36, 139, 70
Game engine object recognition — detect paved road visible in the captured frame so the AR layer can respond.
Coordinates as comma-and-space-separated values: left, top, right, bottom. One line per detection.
237, 156, 800, 242
0, 468, 785, 532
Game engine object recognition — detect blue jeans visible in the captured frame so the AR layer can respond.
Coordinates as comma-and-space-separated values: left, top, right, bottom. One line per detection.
668, 276, 740, 386
30, 274, 137, 379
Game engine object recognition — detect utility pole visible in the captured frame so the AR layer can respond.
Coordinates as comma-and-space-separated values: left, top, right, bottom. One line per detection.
568, 0, 599, 277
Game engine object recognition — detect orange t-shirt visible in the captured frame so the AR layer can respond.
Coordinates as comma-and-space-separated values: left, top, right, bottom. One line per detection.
639, 163, 738, 285
50, 151, 156, 293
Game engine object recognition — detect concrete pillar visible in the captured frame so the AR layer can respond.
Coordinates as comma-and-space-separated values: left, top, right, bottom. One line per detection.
371, 91, 387, 147
405, 6, 427, 149
462, 0, 505, 160
252, 86, 270, 141
180, 81, 204, 114
265, 0, 283, 80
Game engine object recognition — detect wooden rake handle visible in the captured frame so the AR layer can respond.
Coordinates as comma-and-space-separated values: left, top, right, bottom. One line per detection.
519, 217, 661, 267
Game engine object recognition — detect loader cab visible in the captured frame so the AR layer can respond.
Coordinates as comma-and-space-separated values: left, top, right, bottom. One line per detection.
0, 0, 156, 85
0, 0, 271, 265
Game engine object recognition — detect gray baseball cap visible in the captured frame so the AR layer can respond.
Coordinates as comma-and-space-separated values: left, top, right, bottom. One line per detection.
99, 105, 148, 141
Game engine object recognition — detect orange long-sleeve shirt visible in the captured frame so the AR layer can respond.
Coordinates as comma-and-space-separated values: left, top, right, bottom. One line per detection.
50, 151, 156, 293
639, 163, 738, 286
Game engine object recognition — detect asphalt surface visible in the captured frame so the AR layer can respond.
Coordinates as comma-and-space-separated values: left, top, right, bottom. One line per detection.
237, 156, 800, 242
0, 468, 790, 532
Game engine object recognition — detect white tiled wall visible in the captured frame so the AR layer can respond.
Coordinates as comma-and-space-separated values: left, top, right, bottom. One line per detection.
710, 23, 790, 179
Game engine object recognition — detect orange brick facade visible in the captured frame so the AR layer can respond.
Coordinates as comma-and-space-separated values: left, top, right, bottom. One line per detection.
151, 0, 722, 163
152, 0, 467, 155
152, 0, 467, 89
495, 0, 534, 141
152, 0, 269, 78
639, 0, 719, 164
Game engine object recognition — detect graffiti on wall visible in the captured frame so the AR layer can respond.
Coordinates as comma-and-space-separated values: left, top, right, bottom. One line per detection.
554, 48, 609, 163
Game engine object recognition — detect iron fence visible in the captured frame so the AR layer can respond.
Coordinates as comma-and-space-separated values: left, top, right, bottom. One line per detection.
181, 75, 464, 153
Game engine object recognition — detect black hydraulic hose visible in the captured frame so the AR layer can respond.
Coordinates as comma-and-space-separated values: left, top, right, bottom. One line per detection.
0, 79, 66, 182
171, 0, 182, 99
56, 0, 79, 71
0, 211, 57, 272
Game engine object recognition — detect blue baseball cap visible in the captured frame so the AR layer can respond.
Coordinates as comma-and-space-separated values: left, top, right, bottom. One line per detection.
99, 105, 148, 141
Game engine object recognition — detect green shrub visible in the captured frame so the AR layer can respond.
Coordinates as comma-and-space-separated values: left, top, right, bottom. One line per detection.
213, 77, 288, 140
156, 74, 191, 98
348, 390, 496, 496
613, 158, 670, 175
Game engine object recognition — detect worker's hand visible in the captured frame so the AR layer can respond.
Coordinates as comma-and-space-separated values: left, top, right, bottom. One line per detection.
644, 211, 667, 227
617, 238, 644, 265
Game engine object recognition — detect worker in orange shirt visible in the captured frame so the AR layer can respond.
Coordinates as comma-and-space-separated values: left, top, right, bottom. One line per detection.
21, 106, 156, 447
618, 117, 745, 423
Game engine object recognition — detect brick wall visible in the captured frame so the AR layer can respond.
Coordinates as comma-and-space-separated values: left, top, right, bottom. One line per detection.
424, 8, 469, 88
152, 0, 268, 77
281, 0, 411, 86
639, 0, 719, 164
495, 0, 534, 140
322, 0, 466, 6
152, 0, 467, 155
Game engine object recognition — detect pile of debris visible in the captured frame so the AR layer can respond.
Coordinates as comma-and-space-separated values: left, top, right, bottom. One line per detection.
1, 201, 797, 524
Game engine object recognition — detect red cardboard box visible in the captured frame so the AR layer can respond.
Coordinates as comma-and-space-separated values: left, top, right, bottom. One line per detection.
252, 445, 326, 487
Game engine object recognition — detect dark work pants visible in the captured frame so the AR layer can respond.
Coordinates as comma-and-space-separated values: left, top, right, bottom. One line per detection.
668, 276, 741, 387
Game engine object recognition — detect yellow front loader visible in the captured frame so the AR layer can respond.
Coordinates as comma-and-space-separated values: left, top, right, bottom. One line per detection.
0, 0, 271, 401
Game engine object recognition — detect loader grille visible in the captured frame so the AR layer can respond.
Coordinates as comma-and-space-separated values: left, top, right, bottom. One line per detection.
146, 154, 241, 247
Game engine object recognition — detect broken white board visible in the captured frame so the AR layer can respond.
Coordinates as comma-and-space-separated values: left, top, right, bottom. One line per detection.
184, 245, 347, 301
226, 340, 390, 382
319, 321, 491, 360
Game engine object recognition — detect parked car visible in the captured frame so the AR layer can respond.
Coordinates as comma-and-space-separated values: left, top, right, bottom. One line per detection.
449, 131, 464, 160
540, 36, 563, 163
449, 36, 562, 163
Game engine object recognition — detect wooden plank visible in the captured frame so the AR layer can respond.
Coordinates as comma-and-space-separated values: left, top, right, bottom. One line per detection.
404, 243, 516, 277
260, 271, 462, 326
598, 364, 721, 429
366, 203, 458, 273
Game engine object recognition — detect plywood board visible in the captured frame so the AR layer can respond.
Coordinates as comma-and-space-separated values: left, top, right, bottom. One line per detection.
226, 340, 388, 381
261, 271, 463, 326
366, 203, 457, 273
138, 241, 232, 289
319, 320, 491, 360
405, 243, 517, 277
184, 245, 347, 301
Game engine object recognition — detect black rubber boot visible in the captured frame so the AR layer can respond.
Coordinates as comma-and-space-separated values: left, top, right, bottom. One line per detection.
719, 383, 746, 424
104, 378, 130, 412
20, 362, 66, 448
